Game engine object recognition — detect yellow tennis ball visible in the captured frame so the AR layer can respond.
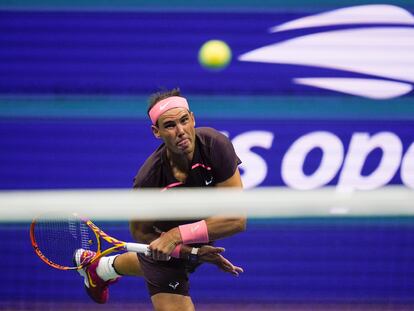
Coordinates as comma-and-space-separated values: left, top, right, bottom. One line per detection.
198, 40, 232, 70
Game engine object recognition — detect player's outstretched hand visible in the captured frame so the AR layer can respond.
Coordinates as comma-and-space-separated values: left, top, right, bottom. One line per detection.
198, 245, 244, 277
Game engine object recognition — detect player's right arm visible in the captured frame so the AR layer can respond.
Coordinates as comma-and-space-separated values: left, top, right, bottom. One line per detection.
129, 220, 243, 275
149, 168, 246, 256
129, 220, 159, 244
130, 219, 218, 260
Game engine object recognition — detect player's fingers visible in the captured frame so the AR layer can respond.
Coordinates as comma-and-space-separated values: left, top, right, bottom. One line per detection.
212, 247, 225, 254
217, 256, 243, 276
234, 266, 244, 274
152, 251, 168, 261
217, 255, 235, 271
228, 265, 243, 277
151, 250, 159, 260
231, 270, 239, 276
152, 249, 164, 261
158, 254, 171, 261
149, 240, 158, 251
219, 254, 233, 265
223, 264, 239, 276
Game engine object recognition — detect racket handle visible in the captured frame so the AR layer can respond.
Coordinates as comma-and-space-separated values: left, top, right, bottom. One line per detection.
125, 242, 151, 256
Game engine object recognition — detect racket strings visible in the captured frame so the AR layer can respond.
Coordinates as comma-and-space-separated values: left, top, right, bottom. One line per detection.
33, 215, 95, 268
79, 222, 93, 249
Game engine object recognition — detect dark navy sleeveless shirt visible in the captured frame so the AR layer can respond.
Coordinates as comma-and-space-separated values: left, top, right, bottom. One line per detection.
132, 127, 241, 232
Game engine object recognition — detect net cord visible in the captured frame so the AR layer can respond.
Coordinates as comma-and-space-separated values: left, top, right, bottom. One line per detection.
0, 186, 412, 221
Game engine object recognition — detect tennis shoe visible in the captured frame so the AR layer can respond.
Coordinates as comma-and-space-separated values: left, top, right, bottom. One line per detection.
74, 249, 118, 304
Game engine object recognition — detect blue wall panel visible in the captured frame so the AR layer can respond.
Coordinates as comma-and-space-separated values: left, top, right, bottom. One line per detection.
1, 9, 413, 97
1, 118, 412, 189
1, 4, 414, 308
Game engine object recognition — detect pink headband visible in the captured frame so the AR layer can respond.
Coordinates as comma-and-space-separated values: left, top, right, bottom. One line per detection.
149, 96, 189, 124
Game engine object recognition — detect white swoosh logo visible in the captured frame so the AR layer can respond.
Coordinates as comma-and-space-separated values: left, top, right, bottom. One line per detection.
240, 26, 414, 98
239, 5, 414, 99
294, 78, 413, 100
239, 27, 414, 83
159, 101, 171, 110
190, 224, 200, 233
269, 4, 414, 33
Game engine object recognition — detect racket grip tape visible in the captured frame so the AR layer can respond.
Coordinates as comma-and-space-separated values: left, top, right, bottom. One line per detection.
125, 242, 151, 256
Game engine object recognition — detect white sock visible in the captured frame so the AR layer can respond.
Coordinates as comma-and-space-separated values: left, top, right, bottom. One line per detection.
96, 255, 121, 281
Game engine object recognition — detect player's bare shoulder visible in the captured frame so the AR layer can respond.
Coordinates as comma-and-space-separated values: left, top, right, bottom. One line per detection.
195, 127, 230, 147
133, 147, 164, 188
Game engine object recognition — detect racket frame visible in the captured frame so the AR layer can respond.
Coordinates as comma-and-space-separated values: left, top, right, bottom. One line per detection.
30, 213, 149, 271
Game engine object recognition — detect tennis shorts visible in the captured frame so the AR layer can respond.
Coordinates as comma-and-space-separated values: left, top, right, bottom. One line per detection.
137, 253, 198, 297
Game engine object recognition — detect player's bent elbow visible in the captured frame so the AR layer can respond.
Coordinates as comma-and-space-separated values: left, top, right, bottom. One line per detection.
235, 217, 247, 233
129, 221, 154, 244
129, 226, 144, 243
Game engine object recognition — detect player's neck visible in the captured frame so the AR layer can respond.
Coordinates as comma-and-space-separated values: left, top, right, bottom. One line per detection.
167, 149, 193, 173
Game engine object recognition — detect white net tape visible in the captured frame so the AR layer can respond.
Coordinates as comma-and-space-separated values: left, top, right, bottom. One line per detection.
0, 186, 412, 221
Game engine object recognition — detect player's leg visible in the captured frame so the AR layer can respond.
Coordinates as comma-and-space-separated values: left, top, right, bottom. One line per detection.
138, 253, 195, 310
151, 293, 195, 311
112, 251, 144, 276
75, 250, 143, 303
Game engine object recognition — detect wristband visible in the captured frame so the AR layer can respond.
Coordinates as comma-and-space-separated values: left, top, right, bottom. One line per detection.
170, 244, 182, 258
178, 220, 209, 244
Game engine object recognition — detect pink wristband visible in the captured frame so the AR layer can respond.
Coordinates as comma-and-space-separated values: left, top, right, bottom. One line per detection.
178, 220, 209, 244
170, 244, 182, 258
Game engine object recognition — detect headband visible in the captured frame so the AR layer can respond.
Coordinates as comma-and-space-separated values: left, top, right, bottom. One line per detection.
149, 96, 189, 125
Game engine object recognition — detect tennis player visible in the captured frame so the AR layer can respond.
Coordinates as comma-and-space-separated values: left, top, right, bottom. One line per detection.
76, 88, 246, 310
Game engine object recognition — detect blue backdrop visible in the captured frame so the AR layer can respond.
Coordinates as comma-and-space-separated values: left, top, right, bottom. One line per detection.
1, 2, 414, 308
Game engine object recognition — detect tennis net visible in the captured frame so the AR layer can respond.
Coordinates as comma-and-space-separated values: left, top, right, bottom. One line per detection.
1, 186, 413, 310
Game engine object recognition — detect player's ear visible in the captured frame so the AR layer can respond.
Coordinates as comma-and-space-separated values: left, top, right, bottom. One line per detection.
191, 111, 196, 127
151, 125, 161, 139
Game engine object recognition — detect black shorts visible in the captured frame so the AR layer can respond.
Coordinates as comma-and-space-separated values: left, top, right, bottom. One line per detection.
137, 253, 200, 297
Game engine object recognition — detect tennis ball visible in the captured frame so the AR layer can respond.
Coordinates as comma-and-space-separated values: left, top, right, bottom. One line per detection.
198, 40, 232, 70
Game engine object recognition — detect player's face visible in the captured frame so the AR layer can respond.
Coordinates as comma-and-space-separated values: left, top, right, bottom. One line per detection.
152, 108, 196, 159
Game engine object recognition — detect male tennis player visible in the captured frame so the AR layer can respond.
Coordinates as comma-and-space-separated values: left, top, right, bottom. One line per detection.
76, 88, 246, 310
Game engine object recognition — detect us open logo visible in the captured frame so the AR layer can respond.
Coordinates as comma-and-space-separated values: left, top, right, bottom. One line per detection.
239, 4, 414, 99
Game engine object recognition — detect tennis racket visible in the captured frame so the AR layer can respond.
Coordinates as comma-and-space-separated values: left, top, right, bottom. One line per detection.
30, 212, 150, 270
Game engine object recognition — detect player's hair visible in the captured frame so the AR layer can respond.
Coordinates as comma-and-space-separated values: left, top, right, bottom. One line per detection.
147, 88, 182, 115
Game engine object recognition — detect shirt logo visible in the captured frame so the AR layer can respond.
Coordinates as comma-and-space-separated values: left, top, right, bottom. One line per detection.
169, 281, 180, 290
205, 177, 213, 186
